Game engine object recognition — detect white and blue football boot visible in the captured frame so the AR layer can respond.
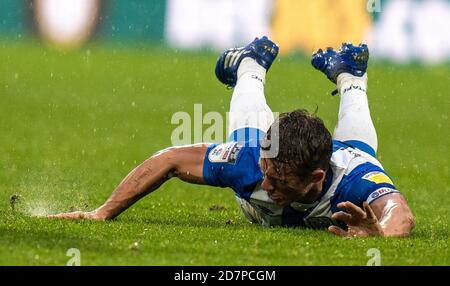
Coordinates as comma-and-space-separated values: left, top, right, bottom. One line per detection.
215, 36, 279, 88
311, 43, 369, 84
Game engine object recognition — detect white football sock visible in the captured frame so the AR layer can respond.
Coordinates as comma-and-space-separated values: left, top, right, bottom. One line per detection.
228, 58, 274, 136
237, 57, 266, 83
333, 73, 378, 152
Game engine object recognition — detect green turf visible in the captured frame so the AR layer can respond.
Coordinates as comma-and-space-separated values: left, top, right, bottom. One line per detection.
0, 41, 449, 265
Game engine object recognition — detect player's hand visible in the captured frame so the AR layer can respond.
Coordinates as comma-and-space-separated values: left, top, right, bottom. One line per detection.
47, 210, 105, 220
328, 201, 384, 237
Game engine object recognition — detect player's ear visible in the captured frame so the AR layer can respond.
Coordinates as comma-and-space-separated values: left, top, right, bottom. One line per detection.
309, 169, 326, 184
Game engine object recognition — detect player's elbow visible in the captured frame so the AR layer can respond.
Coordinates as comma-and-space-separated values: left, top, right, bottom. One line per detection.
151, 146, 179, 173
409, 212, 416, 229
402, 207, 416, 235
149, 144, 207, 183
383, 212, 416, 237
154, 145, 199, 173
406, 212, 416, 235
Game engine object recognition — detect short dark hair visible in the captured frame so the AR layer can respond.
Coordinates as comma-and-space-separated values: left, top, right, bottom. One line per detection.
262, 109, 332, 180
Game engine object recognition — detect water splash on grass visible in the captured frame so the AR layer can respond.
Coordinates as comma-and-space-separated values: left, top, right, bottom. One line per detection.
14, 173, 89, 218
26, 201, 53, 217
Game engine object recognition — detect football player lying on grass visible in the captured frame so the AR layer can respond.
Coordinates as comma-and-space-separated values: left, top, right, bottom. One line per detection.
49, 37, 416, 237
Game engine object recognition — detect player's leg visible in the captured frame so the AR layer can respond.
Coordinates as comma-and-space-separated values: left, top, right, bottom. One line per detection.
334, 72, 378, 153
227, 57, 274, 143
312, 43, 378, 156
215, 36, 279, 144
214, 37, 279, 225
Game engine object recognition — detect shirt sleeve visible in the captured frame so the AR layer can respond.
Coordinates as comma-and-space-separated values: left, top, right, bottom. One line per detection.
331, 169, 400, 212
202, 141, 263, 198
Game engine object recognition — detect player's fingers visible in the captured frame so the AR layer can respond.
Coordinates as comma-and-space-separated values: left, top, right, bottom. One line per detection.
328, 225, 349, 237
339, 201, 366, 221
48, 213, 69, 219
336, 202, 346, 209
48, 211, 84, 219
363, 202, 378, 221
346, 202, 367, 219
48, 214, 69, 219
331, 211, 352, 225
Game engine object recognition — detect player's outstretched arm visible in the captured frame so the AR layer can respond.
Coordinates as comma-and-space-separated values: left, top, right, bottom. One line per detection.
48, 144, 210, 220
329, 194, 416, 237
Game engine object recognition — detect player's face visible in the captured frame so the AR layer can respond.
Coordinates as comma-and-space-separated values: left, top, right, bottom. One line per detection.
259, 158, 319, 206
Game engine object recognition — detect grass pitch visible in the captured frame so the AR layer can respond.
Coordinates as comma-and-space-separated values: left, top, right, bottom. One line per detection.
0, 41, 449, 265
